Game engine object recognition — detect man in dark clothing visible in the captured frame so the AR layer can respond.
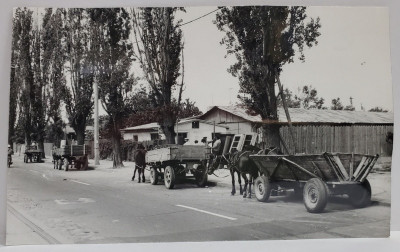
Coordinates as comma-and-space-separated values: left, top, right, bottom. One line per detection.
132, 144, 147, 183
8, 145, 13, 165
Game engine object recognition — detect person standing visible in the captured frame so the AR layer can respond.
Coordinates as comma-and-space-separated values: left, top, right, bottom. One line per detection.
210, 135, 222, 155
8, 145, 13, 165
132, 144, 147, 183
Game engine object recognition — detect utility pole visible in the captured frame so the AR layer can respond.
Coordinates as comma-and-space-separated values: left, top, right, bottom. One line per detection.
94, 80, 100, 165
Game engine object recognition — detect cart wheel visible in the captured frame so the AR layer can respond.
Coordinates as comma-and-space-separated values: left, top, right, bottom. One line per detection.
349, 179, 371, 208
64, 159, 69, 171
58, 159, 63, 170
254, 176, 271, 202
83, 156, 89, 170
150, 167, 159, 185
164, 166, 175, 189
195, 165, 208, 187
303, 178, 329, 213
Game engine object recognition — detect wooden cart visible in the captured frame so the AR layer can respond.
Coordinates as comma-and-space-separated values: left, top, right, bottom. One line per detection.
53, 145, 91, 171
146, 145, 210, 189
249, 152, 379, 213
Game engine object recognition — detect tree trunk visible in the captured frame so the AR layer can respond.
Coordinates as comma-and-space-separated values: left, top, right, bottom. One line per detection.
73, 119, 87, 145
160, 111, 176, 144
38, 140, 45, 158
75, 129, 86, 145
262, 123, 281, 149
111, 118, 123, 168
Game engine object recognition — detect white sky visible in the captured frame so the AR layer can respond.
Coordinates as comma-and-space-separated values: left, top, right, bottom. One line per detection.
177, 6, 393, 112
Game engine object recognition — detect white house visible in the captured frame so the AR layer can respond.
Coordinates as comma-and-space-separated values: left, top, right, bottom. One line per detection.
199, 106, 261, 135
120, 119, 228, 144
120, 122, 164, 142
175, 118, 228, 145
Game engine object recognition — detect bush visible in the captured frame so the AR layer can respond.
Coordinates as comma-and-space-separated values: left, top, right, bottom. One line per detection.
99, 139, 139, 161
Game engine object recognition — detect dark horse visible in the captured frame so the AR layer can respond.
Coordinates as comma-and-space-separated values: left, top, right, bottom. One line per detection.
132, 145, 147, 183
208, 153, 243, 196
228, 145, 260, 198
228, 146, 282, 198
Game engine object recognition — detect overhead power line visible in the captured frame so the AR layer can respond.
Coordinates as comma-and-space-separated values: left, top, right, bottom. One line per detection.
178, 7, 221, 27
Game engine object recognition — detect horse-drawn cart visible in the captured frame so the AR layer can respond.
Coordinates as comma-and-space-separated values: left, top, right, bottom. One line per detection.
24, 146, 44, 163
53, 144, 91, 171
250, 152, 379, 213
146, 145, 210, 189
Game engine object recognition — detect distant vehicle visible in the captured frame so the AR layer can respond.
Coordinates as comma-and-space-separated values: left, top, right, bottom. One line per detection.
24, 144, 44, 163
52, 142, 91, 171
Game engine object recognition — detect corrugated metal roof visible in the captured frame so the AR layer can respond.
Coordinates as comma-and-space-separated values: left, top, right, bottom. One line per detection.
279, 108, 393, 124
203, 106, 393, 125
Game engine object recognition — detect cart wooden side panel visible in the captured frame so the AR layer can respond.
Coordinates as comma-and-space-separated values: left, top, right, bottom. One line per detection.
55, 145, 91, 157
146, 145, 208, 163
250, 153, 378, 183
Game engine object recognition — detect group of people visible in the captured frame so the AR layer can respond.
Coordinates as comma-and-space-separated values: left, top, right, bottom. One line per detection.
183, 135, 222, 154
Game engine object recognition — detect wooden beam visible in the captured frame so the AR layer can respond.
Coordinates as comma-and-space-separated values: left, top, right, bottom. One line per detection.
281, 157, 319, 179
276, 75, 297, 154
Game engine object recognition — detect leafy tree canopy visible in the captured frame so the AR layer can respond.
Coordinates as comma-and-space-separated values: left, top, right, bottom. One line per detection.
215, 6, 321, 119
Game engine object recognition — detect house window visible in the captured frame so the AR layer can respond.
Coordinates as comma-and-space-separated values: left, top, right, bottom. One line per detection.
192, 121, 199, 128
150, 133, 159, 140
178, 132, 188, 139
133, 135, 138, 142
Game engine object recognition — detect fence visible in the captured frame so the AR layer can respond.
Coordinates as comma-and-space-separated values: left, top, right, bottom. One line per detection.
279, 124, 393, 156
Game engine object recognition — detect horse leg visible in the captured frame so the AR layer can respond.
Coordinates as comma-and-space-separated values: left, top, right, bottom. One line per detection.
230, 168, 236, 195
248, 175, 253, 199
238, 171, 243, 195
141, 167, 145, 182
132, 166, 137, 181
242, 173, 248, 198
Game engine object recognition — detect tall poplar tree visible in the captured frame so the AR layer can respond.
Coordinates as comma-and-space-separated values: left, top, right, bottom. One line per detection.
215, 6, 321, 147
130, 7, 184, 144
62, 9, 95, 144
89, 8, 134, 167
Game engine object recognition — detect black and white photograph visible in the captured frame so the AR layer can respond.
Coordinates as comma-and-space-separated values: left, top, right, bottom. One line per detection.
2, 1, 396, 248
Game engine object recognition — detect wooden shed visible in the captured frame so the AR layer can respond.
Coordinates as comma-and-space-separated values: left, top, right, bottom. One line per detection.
199, 106, 394, 156
277, 108, 394, 156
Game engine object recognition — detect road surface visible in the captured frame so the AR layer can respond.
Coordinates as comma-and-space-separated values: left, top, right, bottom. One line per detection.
6, 155, 391, 245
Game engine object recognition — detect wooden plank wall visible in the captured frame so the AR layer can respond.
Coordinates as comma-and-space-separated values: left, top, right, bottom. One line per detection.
279, 125, 393, 156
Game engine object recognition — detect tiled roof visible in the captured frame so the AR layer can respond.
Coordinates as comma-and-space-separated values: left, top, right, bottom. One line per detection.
121, 122, 160, 132
178, 118, 229, 129
203, 106, 393, 125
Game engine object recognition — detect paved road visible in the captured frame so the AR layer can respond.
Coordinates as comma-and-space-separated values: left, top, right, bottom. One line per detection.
6, 155, 391, 245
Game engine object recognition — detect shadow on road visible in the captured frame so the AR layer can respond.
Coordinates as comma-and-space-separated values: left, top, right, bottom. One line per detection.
255, 190, 385, 213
